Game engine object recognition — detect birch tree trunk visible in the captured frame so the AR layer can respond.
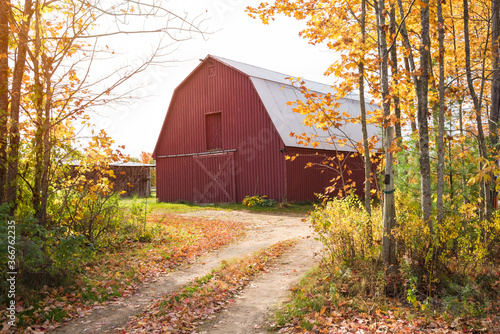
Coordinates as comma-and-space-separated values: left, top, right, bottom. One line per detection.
376, 0, 397, 268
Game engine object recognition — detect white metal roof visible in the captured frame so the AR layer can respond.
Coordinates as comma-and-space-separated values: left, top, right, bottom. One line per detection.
211, 55, 380, 152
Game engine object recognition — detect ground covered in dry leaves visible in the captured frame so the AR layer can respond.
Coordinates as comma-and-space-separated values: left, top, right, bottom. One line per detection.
1, 211, 245, 333
1, 207, 499, 333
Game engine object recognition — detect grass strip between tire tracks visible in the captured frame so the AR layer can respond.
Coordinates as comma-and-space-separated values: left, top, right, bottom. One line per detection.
123, 239, 299, 333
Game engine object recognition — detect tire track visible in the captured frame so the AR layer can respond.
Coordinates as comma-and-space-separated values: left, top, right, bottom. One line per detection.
51, 211, 316, 333
197, 237, 322, 334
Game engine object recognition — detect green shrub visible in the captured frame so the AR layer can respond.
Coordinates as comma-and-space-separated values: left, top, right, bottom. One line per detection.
17, 223, 95, 287
52, 191, 122, 245
242, 195, 277, 207
0, 221, 96, 301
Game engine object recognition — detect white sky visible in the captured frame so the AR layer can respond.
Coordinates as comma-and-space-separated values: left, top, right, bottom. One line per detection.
91, 0, 338, 158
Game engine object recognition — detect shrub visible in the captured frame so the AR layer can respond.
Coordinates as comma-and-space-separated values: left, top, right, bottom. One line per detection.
242, 195, 277, 207
16, 224, 95, 288
393, 192, 500, 291
0, 220, 96, 301
311, 195, 381, 268
52, 190, 122, 245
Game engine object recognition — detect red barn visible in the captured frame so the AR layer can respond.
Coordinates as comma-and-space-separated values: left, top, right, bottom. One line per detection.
153, 55, 379, 203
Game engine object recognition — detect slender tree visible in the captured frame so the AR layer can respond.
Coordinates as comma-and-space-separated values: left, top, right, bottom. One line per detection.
359, 0, 372, 216
491, 0, 500, 154
464, 0, 492, 221
418, 0, 433, 232
437, 0, 446, 224
374, 0, 397, 268
390, 6, 402, 141
0, 0, 9, 202
6, 0, 33, 212
0, 0, 207, 223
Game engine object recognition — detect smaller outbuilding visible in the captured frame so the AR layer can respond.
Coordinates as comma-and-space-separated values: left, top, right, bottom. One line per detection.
109, 162, 154, 197
70, 162, 155, 197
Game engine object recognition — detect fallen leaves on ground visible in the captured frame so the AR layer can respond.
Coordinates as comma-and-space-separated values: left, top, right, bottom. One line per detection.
271, 268, 500, 334
274, 308, 488, 333
0, 213, 245, 333
123, 239, 298, 333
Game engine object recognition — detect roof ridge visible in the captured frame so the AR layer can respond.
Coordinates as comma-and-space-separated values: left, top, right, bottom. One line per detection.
208, 55, 364, 101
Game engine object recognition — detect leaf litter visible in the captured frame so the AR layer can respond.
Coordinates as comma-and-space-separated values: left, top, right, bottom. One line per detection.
1, 213, 245, 333
123, 240, 298, 333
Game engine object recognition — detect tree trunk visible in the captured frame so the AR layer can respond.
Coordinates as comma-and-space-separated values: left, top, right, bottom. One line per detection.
417, 0, 433, 232
359, 0, 372, 216
491, 0, 500, 211
437, 0, 446, 224
0, 0, 9, 203
7, 0, 33, 211
403, 56, 418, 136
464, 0, 492, 221
390, 6, 402, 141
30, 0, 53, 227
376, 0, 397, 269
491, 0, 500, 154
33, 0, 45, 224
40, 61, 53, 227
397, 0, 419, 151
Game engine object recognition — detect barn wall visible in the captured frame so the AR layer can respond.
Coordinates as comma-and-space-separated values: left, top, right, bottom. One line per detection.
156, 156, 194, 202
285, 147, 367, 202
155, 59, 286, 203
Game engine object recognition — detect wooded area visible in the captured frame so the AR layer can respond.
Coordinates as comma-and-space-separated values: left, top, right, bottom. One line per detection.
248, 0, 500, 267
247, 0, 500, 329
0, 0, 204, 321
0, 0, 204, 223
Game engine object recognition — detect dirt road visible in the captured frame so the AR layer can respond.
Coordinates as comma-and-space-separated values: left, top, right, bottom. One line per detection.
51, 210, 323, 334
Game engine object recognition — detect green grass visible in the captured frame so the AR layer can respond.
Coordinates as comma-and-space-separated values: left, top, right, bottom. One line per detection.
274, 266, 329, 328
119, 196, 208, 213
212, 202, 314, 214
17, 302, 69, 327
119, 196, 315, 215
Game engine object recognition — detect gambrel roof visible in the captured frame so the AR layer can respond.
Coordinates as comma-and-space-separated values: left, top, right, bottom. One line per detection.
209, 55, 380, 152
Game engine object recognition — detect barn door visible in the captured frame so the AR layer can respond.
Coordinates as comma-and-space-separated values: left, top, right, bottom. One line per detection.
193, 152, 235, 203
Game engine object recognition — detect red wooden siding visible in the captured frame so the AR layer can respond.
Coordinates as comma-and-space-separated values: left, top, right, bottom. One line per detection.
154, 59, 286, 203
285, 147, 366, 202
156, 156, 194, 202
